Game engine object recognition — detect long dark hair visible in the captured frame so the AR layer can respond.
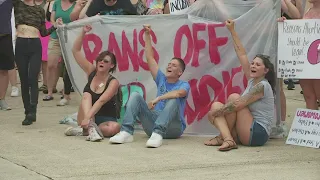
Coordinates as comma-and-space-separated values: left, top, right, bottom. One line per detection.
95, 51, 117, 73
255, 54, 276, 93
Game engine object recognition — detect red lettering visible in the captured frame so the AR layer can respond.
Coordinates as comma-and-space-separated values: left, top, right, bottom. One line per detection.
173, 25, 193, 65
108, 32, 124, 70
173, 23, 228, 67
82, 33, 103, 64
122, 30, 139, 72
138, 29, 159, 71
191, 23, 206, 67
185, 66, 246, 125
208, 24, 228, 65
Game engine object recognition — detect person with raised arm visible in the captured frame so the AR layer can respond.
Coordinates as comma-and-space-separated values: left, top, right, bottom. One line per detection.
204, 19, 275, 151
64, 25, 121, 142
109, 25, 190, 148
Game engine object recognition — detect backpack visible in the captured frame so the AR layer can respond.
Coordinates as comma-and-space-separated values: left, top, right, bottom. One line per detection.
106, 76, 123, 119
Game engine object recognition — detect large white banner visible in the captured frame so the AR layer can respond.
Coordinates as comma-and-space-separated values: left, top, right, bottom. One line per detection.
57, 0, 278, 135
278, 19, 320, 79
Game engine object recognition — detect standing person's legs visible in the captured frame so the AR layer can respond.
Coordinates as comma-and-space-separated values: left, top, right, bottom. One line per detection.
300, 79, 317, 110
15, 37, 31, 121
39, 61, 48, 91
0, 34, 15, 110
57, 64, 71, 106
45, 38, 60, 100
27, 38, 42, 123
9, 68, 19, 97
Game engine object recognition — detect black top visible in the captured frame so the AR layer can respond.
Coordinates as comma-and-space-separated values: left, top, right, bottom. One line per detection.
46, 1, 51, 22
83, 71, 117, 118
86, 0, 137, 17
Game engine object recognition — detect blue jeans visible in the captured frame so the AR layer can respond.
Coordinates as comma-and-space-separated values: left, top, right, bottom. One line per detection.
121, 92, 182, 139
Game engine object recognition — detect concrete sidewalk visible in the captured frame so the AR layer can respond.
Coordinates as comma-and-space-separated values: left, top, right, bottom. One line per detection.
0, 83, 319, 180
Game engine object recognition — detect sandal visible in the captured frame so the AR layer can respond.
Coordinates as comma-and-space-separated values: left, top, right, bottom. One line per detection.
204, 136, 223, 146
43, 95, 54, 101
218, 138, 238, 152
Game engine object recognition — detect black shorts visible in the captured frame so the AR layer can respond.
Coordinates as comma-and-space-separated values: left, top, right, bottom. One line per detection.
0, 34, 15, 70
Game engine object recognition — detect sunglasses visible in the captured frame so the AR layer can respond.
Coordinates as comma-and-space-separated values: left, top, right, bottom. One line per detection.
98, 59, 111, 63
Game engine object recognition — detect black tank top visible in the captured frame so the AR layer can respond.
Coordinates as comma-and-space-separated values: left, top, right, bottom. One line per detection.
83, 71, 117, 118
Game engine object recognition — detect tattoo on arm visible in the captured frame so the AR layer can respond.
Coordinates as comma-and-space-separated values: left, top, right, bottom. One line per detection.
212, 83, 264, 117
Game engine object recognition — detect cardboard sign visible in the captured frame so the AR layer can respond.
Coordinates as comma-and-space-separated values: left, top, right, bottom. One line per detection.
277, 19, 320, 79
286, 108, 320, 149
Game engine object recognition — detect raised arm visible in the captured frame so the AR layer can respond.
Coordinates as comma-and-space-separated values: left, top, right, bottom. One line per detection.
225, 19, 250, 80
79, 0, 92, 19
282, 0, 301, 19
70, 0, 88, 21
71, 25, 95, 76
143, 25, 159, 80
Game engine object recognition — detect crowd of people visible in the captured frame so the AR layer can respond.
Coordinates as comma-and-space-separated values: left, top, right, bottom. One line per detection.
0, 0, 319, 150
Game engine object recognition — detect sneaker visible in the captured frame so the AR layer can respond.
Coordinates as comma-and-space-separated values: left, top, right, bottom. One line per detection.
109, 131, 133, 144
11, 86, 19, 97
0, 100, 11, 110
146, 132, 163, 148
87, 121, 103, 142
57, 98, 69, 106
270, 122, 288, 139
287, 84, 295, 90
65, 127, 83, 136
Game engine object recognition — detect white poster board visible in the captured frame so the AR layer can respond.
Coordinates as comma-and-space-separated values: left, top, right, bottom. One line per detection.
169, 0, 190, 15
286, 108, 320, 149
277, 19, 320, 79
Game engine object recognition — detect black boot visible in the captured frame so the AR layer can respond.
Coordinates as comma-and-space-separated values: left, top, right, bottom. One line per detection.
28, 104, 37, 122
22, 116, 33, 125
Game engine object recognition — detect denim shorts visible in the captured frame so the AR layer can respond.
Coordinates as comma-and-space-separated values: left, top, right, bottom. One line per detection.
95, 116, 117, 126
249, 121, 269, 146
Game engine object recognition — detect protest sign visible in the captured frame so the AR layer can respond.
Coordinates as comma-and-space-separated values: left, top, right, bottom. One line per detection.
57, 0, 278, 135
169, 0, 190, 15
277, 19, 320, 79
286, 108, 320, 149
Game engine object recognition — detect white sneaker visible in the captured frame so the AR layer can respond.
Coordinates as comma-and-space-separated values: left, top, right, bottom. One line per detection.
109, 131, 133, 144
87, 121, 103, 142
270, 122, 288, 139
64, 127, 83, 136
57, 98, 69, 106
11, 86, 19, 97
0, 100, 11, 110
146, 132, 163, 148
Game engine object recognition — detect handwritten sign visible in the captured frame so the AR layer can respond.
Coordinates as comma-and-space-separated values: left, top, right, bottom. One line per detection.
169, 0, 190, 15
286, 108, 320, 149
277, 19, 320, 79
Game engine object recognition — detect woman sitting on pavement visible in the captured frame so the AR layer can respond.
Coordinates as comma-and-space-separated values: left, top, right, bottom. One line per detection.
64, 25, 120, 142
204, 19, 275, 151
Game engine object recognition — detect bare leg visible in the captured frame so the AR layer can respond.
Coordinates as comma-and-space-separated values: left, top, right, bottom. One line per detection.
0, 70, 9, 99
98, 121, 120, 137
312, 79, 320, 104
280, 80, 286, 122
8, 68, 17, 87
77, 92, 93, 135
46, 54, 60, 97
300, 79, 317, 110
42, 61, 47, 86
204, 94, 239, 146
207, 102, 238, 151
